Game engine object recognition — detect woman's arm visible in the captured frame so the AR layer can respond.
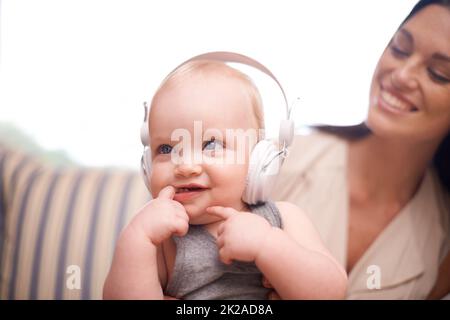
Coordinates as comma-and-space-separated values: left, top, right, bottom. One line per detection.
254, 201, 347, 300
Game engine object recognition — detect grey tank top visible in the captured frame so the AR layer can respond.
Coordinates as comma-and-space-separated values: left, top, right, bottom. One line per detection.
164, 201, 283, 300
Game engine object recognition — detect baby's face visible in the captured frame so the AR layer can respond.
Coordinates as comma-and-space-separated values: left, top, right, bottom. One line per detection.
149, 72, 259, 224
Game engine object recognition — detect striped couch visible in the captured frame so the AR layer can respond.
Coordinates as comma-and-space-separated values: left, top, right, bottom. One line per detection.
0, 146, 149, 299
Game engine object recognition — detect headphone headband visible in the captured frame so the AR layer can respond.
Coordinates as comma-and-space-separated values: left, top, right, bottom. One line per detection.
170, 51, 290, 118
141, 51, 295, 149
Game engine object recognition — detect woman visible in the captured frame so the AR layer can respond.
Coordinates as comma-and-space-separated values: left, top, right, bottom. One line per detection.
271, 0, 450, 299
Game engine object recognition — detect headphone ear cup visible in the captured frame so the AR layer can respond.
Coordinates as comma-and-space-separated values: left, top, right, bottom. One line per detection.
140, 121, 150, 147
242, 140, 281, 205
141, 148, 152, 194
279, 119, 295, 148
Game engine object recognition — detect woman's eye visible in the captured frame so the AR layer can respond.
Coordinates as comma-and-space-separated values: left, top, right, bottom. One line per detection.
157, 144, 173, 154
428, 68, 450, 84
390, 45, 409, 58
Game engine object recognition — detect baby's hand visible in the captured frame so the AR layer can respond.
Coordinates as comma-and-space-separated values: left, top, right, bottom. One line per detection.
130, 186, 189, 245
206, 206, 272, 264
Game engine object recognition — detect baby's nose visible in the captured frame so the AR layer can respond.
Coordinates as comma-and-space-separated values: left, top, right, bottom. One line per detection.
174, 162, 203, 177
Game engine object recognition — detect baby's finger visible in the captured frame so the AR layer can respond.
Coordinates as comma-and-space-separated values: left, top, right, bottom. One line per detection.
172, 200, 187, 212
215, 235, 225, 249
158, 185, 176, 199
207, 206, 237, 220
175, 208, 190, 222
219, 247, 233, 265
217, 222, 225, 237
172, 218, 189, 237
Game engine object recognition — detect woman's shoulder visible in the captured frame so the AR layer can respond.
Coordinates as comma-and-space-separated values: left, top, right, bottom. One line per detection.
290, 128, 346, 149
280, 129, 348, 174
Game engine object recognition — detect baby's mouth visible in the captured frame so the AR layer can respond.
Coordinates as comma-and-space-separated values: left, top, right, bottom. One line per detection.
174, 183, 209, 193
176, 187, 205, 193
173, 183, 209, 202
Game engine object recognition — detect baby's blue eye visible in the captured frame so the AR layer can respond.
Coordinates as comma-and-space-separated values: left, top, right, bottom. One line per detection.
203, 138, 224, 151
157, 144, 172, 154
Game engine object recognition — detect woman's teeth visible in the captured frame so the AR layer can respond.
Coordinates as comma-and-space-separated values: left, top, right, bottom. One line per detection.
381, 90, 417, 112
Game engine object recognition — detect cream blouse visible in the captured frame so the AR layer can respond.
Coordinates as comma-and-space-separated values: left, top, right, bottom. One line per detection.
270, 131, 450, 299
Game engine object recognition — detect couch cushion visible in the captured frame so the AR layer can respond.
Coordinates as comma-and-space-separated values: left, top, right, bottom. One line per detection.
0, 147, 149, 299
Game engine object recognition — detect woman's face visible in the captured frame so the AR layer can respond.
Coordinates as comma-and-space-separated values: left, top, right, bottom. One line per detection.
367, 4, 450, 143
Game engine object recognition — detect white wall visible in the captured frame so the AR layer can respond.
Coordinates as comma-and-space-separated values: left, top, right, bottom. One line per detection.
0, 0, 418, 168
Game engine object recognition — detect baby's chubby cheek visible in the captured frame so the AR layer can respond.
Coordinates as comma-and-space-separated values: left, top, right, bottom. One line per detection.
149, 179, 163, 199
217, 163, 248, 190
147, 163, 172, 198
212, 163, 249, 201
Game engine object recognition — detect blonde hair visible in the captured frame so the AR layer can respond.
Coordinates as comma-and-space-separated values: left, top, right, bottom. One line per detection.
150, 60, 265, 132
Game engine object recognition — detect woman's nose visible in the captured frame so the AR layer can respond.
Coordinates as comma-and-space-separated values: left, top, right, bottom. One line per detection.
174, 162, 203, 177
391, 59, 420, 91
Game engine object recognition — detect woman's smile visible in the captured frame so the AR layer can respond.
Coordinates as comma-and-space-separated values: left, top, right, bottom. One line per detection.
377, 87, 419, 115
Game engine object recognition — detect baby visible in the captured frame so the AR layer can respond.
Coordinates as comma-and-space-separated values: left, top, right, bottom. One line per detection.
103, 58, 347, 299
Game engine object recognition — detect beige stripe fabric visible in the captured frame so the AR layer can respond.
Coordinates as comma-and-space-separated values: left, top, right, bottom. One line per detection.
63, 170, 104, 300
1, 152, 42, 299
14, 168, 53, 299
0, 147, 149, 299
89, 172, 126, 300
37, 169, 79, 299
88, 172, 149, 300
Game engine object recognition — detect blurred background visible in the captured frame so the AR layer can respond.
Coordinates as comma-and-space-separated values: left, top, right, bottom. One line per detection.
0, 0, 417, 169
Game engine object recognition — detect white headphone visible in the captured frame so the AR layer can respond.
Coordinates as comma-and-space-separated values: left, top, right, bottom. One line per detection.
140, 51, 295, 205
